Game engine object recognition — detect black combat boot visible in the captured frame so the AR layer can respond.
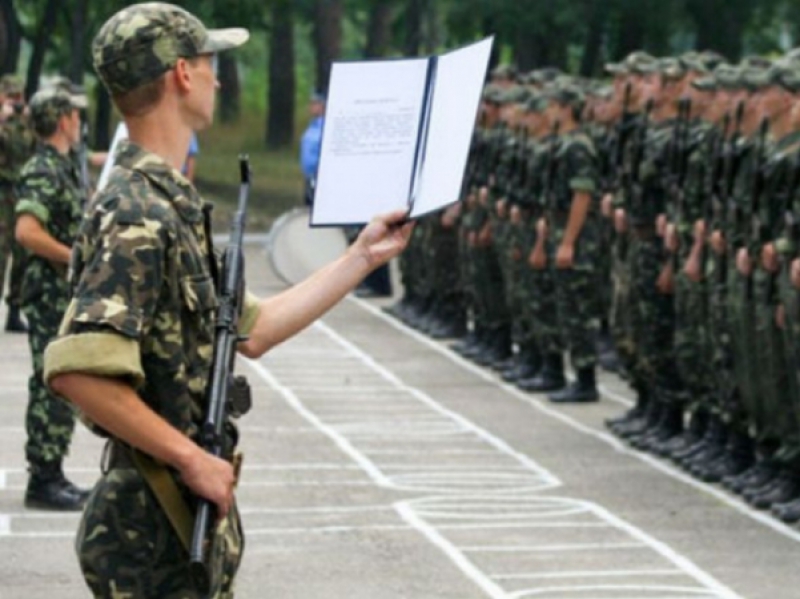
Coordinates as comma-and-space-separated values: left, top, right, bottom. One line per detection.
472, 327, 512, 367
5, 306, 27, 333
605, 385, 648, 432
596, 324, 620, 373
749, 469, 800, 510
548, 366, 599, 404
682, 418, 728, 472
642, 405, 686, 454
771, 494, 800, 523
25, 461, 89, 511
656, 407, 708, 458
517, 353, 566, 393
429, 306, 468, 340
617, 400, 663, 441
695, 430, 754, 483
502, 343, 542, 383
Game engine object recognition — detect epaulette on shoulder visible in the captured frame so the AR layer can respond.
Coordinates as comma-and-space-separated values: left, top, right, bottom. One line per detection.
98, 171, 146, 226
20, 154, 55, 180
561, 131, 597, 158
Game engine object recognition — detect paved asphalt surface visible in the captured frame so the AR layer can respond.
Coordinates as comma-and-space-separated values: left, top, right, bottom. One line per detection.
2, 241, 800, 599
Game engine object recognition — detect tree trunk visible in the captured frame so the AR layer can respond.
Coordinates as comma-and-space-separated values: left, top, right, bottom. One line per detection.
312, 0, 342, 94
0, 0, 21, 75
93, 83, 111, 150
579, 0, 607, 77
686, 0, 752, 61
69, 0, 88, 84
364, 0, 394, 58
217, 52, 240, 123
25, 0, 61, 99
403, 0, 424, 56
612, 1, 646, 61
266, 0, 295, 149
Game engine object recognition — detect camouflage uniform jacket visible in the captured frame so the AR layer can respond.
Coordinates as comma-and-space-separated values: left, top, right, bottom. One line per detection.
548, 129, 598, 216
758, 131, 800, 259
43, 141, 260, 442
15, 143, 86, 304
0, 111, 37, 185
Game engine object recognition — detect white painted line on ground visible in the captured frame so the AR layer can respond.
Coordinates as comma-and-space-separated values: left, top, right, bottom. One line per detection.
508, 585, 718, 599
245, 524, 411, 536
397, 502, 508, 599
460, 542, 645, 553
352, 296, 800, 546
491, 569, 684, 580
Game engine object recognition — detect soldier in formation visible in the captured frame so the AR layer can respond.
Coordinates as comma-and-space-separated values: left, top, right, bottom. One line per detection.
386, 48, 800, 524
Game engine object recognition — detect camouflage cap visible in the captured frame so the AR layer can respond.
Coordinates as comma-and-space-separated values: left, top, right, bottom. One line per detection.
499, 86, 532, 105
0, 74, 24, 96
739, 66, 773, 92
527, 67, 562, 85
659, 57, 687, 81
785, 47, 800, 63
775, 62, 800, 93
92, 2, 249, 94
739, 55, 772, 70
29, 89, 83, 134
482, 84, 504, 104
713, 64, 743, 90
691, 75, 718, 92
491, 64, 518, 80
526, 94, 549, 114
46, 76, 89, 108
545, 84, 586, 110
605, 50, 658, 75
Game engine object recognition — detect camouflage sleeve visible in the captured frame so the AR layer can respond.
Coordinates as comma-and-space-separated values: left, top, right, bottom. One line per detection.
240, 291, 260, 336
44, 198, 167, 388
568, 143, 598, 196
15, 161, 54, 225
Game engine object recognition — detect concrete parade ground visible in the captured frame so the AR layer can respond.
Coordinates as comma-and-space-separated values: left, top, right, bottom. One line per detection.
1, 240, 800, 599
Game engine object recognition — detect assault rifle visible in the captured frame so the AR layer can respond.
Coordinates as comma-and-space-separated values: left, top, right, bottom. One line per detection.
746, 118, 770, 300
542, 120, 562, 216
623, 98, 653, 221
190, 156, 254, 594
667, 98, 692, 270
784, 152, 800, 318
78, 120, 91, 202
715, 101, 745, 285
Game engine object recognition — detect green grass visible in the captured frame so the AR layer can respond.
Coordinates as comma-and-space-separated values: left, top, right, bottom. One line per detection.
194, 112, 306, 233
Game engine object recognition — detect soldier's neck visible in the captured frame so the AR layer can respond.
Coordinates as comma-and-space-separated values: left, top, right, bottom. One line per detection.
125, 113, 194, 175
43, 134, 71, 156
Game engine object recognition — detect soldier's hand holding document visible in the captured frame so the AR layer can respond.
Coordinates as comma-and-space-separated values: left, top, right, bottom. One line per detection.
310, 37, 494, 226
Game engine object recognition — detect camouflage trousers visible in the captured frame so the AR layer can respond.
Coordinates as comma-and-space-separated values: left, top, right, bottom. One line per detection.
548, 219, 601, 370
629, 233, 684, 405
727, 269, 765, 439
0, 184, 25, 308
22, 285, 76, 467
398, 222, 428, 303
674, 269, 714, 412
429, 219, 464, 316
610, 234, 641, 386
77, 468, 243, 598
472, 242, 510, 331
778, 265, 800, 464
752, 267, 800, 465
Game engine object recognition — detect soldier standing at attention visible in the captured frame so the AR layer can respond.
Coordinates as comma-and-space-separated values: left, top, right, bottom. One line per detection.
0, 75, 36, 333
43, 3, 412, 597
15, 89, 91, 510
539, 85, 602, 403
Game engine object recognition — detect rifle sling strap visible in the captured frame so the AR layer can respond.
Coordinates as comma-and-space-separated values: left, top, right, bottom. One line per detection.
126, 445, 194, 553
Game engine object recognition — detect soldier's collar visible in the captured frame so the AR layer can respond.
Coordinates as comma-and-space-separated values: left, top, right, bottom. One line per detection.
116, 141, 203, 224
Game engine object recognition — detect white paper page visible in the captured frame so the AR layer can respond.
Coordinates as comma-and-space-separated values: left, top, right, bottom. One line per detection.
411, 37, 493, 218
97, 122, 128, 192
311, 58, 429, 226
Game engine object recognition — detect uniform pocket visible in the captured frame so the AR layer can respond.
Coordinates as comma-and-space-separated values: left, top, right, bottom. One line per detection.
180, 274, 218, 313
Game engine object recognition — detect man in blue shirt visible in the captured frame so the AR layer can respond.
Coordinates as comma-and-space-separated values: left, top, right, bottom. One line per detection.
300, 92, 324, 206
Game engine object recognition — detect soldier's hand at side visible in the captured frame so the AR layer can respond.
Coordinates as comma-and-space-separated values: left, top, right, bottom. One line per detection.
180, 449, 236, 519
529, 243, 547, 270
664, 223, 678, 253
693, 219, 706, 244
601, 193, 614, 218
736, 248, 752, 276
776, 304, 785, 330
656, 214, 667, 238
556, 243, 574, 269
684, 253, 703, 283
614, 209, 627, 234
762, 243, 779, 273
496, 199, 507, 218
510, 205, 522, 225
479, 187, 489, 206
441, 204, 460, 228
710, 230, 726, 255
792, 259, 800, 289
657, 262, 674, 294
477, 222, 492, 247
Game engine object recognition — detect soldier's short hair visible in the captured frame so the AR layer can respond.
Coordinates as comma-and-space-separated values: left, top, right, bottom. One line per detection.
29, 89, 86, 138
92, 2, 249, 95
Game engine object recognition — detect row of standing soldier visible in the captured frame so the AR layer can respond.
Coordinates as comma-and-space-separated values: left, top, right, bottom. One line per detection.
386, 49, 800, 525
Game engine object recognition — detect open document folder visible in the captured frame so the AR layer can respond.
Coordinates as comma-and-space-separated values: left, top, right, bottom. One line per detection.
310, 37, 494, 226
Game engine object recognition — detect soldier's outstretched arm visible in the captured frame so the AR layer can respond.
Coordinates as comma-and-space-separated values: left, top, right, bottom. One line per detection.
239, 210, 413, 359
